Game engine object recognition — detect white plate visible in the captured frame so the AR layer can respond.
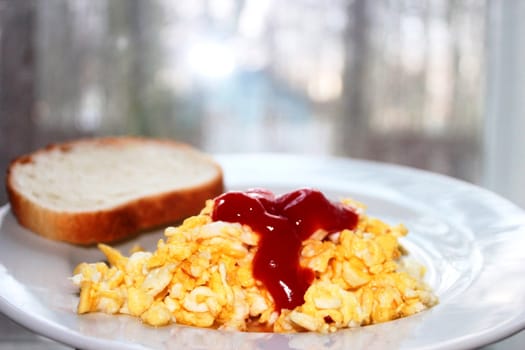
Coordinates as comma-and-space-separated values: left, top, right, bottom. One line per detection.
1, 154, 525, 350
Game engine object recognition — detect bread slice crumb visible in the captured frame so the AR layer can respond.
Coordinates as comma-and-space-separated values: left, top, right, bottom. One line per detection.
6, 136, 224, 245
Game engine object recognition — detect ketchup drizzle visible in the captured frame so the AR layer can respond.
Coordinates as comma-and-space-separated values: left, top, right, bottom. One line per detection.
211, 188, 359, 312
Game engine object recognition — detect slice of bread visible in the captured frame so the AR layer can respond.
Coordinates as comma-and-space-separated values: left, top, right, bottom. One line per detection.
6, 136, 224, 245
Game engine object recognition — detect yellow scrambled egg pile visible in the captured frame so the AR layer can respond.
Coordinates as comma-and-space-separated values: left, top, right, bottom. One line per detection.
72, 199, 437, 333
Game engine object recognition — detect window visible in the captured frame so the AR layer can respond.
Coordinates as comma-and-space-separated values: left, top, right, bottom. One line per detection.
0, 0, 492, 201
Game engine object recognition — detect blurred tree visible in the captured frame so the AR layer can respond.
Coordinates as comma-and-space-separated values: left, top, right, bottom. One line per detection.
0, 0, 36, 204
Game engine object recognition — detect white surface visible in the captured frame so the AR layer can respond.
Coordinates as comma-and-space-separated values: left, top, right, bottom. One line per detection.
484, 0, 525, 209
1, 154, 525, 350
9, 140, 219, 211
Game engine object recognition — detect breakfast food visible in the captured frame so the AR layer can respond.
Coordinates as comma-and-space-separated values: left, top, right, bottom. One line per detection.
6, 136, 224, 244
72, 188, 437, 332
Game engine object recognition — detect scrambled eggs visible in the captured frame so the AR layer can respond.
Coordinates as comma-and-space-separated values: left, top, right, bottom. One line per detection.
72, 196, 437, 332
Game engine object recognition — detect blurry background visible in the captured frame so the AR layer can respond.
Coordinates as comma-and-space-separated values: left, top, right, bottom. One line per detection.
1, 0, 487, 199
0, 0, 524, 349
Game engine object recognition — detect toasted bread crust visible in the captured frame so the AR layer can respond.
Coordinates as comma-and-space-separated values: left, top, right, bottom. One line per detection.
6, 136, 224, 245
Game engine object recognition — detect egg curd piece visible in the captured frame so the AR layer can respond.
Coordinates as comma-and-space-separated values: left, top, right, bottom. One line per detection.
72, 193, 438, 332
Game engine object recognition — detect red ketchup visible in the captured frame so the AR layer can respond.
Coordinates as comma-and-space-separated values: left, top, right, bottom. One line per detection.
211, 188, 359, 312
